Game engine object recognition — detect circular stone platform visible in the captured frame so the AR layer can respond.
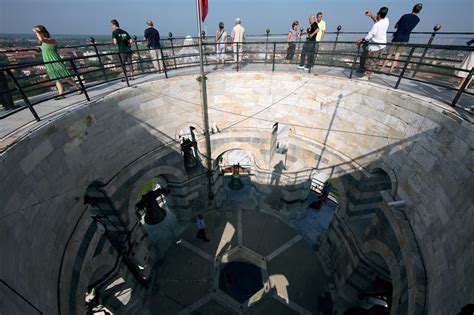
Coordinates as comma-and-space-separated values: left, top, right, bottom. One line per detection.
147, 207, 328, 314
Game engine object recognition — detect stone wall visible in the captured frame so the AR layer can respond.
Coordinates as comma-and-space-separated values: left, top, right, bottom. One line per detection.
0, 72, 472, 314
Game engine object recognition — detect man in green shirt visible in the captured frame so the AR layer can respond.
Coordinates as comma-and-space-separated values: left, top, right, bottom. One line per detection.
111, 19, 135, 79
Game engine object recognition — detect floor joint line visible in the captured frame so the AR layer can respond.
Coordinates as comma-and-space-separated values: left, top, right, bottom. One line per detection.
266, 235, 302, 262
177, 294, 212, 315
178, 239, 214, 262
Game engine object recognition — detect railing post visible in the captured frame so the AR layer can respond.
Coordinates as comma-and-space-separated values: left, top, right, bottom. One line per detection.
272, 42, 276, 71
69, 59, 90, 101
89, 37, 108, 81
349, 43, 362, 79
159, 46, 168, 79
308, 41, 316, 74
330, 25, 342, 65
236, 42, 240, 72
357, 41, 369, 73
265, 28, 270, 64
118, 53, 130, 87
412, 24, 441, 77
5, 69, 40, 121
452, 67, 473, 107
395, 47, 416, 89
133, 36, 144, 74
297, 27, 304, 58
168, 33, 178, 69
201, 31, 208, 65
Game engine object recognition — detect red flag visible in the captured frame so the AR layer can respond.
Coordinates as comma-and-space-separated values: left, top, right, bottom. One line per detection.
201, 0, 208, 22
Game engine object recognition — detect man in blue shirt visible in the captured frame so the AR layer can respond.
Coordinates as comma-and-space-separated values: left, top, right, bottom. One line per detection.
381, 3, 422, 73
144, 20, 162, 72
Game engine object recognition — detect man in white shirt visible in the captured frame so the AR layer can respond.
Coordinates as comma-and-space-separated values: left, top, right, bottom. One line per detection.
231, 17, 245, 68
357, 7, 389, 78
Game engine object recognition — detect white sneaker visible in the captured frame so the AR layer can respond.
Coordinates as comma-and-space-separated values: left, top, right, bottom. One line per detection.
297, 65, 305, 69
304, 67, 310, 71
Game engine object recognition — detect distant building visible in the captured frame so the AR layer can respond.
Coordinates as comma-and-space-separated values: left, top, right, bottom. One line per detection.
83, 51, 99, 62
177, 36, 199, 65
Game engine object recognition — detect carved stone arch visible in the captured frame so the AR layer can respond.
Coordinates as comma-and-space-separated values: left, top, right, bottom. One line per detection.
367, 161, 398, 198
211, 142, 267, 170
125, 165, 189, 223
362, 240, 401, 315
378, 201, 427, 315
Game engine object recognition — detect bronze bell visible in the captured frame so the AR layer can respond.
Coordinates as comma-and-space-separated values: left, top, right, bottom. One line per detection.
229, 173, 244, 190
229, 164, 244, 190
138, 191, 167, 225
184, 150, 197, 168
181, 138, 197, 168
144, 203, 166, 225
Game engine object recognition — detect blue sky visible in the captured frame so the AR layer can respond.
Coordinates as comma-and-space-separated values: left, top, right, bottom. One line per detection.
0, 0, 473, 37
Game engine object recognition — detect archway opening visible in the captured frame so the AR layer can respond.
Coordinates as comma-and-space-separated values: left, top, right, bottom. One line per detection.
135, 177, 169, 225
133, 176, 179, 255
217, 149, 254, 202
84, 265, 121, 315
343, 252, 392, 314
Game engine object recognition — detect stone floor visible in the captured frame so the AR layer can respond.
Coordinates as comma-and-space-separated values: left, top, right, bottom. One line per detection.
147, 192, 333, 314
291, 192, 337, 247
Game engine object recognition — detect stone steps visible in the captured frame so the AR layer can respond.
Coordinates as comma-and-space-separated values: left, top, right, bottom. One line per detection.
346, 190, 383, 206
347, 200, 382, 218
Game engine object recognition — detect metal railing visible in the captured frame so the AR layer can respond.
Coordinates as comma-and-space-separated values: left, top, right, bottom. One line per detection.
310, 177, 339, 206
1, 33, 473, 124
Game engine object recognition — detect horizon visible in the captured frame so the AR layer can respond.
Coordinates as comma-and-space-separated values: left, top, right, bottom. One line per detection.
1, 0, 473, 38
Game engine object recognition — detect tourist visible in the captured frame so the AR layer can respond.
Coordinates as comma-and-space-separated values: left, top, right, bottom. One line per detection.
196, 214, 210, 242
285, 20, 299, 64
32, 25, 81, 100
231, 18, 245, 69
215, 22, 228, 70
356, 7, 389, 79
144, 20, 162, 72
381, 3, 423, 73
111, 19, 134, 80
316, 12, 326, 45
0, 51, 15, 110
298, 15, 319, 71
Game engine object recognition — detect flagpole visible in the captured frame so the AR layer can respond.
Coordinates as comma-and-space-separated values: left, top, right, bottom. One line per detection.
195, 0, 214, 200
